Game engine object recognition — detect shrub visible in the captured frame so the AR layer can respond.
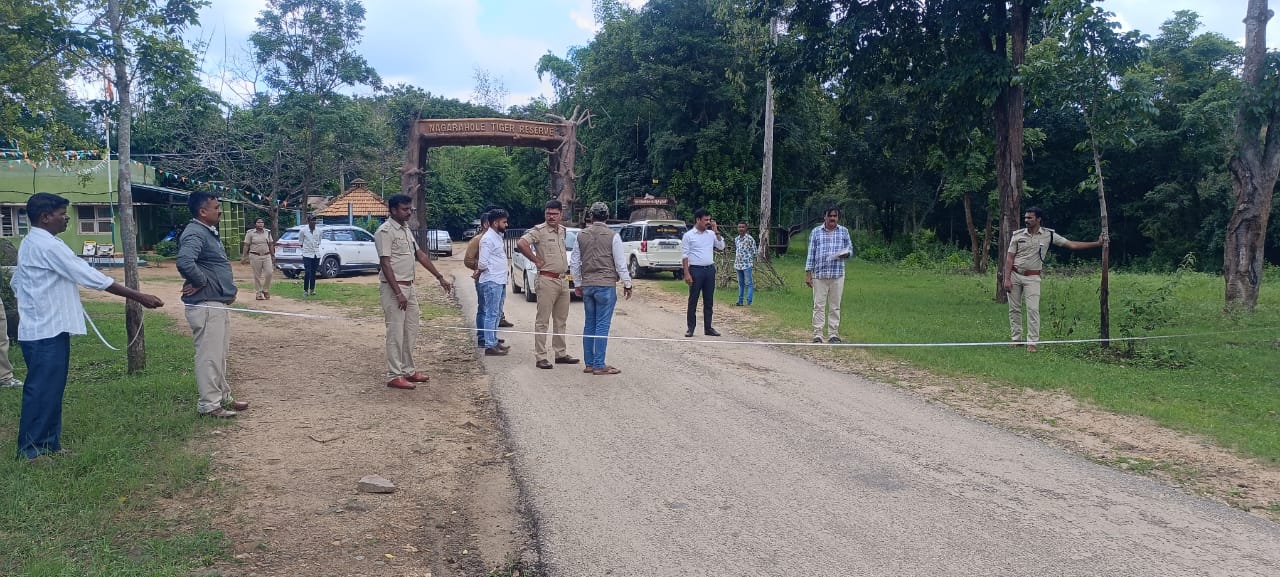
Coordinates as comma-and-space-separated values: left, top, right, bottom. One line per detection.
154, 240, 178, 257
902, 250, 933, 269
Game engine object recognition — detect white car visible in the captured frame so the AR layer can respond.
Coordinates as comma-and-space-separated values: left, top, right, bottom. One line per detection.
618, 219, 687, 279
510, 227, 581, 302
274, 224, 381, 279
423, 229, 453, 257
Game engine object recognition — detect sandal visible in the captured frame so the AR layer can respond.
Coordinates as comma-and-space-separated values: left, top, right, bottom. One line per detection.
583, 366, 595, 373
592, 366, 621, 375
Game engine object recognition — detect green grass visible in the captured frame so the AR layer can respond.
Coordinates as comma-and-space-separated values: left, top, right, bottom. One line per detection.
660, 248, 1280, 463
0, 302, 229, 576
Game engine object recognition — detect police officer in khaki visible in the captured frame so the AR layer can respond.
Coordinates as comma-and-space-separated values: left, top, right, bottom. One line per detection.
1003, 206, 1104, 352
515, 199, 580, 369
376, 194, 453, 390
240, 218, 275, 300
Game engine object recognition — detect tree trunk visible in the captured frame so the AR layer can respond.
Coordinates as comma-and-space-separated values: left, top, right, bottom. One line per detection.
1088, 131, 1111, 346
401, 122, 426, 245
757, 17, 778, 263
993, 0, 1030, 303
109, 0, 145, 373
980, 213, 994, 273
1225, 0, 1280, 311
963, 192, 982, 272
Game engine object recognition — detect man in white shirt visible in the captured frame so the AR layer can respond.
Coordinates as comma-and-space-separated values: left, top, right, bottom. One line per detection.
298, 215, 322, 296
12, 193, 164, 460
681, 208, 725, 337
475, 209, 511, 356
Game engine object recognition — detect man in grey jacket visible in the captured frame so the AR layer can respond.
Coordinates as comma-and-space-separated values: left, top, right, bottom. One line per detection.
177, 192, 248, 418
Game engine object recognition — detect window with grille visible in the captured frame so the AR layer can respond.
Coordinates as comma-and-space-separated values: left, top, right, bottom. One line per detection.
0, 207, 29, 237
77, 205, 114, 234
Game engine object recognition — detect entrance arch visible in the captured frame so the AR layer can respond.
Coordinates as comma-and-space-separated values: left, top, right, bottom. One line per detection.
399, 110, 589, 244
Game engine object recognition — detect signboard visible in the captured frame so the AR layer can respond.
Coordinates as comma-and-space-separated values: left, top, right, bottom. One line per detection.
416, 118, 565, 148
628, 197, 674, 207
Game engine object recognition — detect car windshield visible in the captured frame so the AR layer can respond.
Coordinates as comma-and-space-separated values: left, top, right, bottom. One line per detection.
645, 224, 685, 241
279, 230, 300, 241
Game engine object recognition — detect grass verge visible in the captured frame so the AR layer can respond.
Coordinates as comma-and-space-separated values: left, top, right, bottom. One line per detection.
0, 302, 228, 576
657, 248, 1280, 463
244, 275, 455, 320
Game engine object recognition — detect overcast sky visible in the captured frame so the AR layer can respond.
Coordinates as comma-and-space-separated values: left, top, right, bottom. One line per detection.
188, 0, 1266, 109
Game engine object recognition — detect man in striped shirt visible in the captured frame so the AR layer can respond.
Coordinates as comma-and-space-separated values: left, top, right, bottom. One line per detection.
12, 193, 164, 460
804, 207, 855, 344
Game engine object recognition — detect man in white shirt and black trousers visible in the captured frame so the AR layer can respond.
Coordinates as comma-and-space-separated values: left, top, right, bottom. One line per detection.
682, 208, 725, 337
12, 193, 164, 460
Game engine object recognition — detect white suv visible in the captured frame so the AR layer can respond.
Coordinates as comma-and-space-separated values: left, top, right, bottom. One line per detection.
618, 220, 687, 279
274, 224, 381, 279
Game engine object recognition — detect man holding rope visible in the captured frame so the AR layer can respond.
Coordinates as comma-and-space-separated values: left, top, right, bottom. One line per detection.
13, 193, 164, 459
1004, 206, 1105, 352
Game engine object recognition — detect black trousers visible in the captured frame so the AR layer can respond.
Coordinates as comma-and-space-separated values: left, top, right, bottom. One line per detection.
302, 256, 320, 292
687, 264, 715, 331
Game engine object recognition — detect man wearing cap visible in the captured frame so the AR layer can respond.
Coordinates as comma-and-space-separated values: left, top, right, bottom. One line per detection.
1004, 206, 1105, 352
571, 203, 633, 375
376, 194, 454, 389
515, 199, 580, 369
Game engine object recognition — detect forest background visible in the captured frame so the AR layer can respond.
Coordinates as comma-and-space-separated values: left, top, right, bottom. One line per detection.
1, 0, 1273, 280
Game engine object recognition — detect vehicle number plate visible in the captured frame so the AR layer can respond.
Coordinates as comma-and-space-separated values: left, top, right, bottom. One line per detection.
284, 247, 297, 254
659, 241, 678, 248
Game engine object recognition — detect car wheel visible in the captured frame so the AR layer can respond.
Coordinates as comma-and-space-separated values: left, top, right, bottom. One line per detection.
524, 270, 537, 302
511, 266, 523, 293
628, 257, 640, 279
320, 256, 340, 279
672, 270, 683, 280
282, 270, 299, 279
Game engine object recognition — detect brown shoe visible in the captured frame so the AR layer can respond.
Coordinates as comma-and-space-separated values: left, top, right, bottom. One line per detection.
496, 343, 511, 352
484, 347, 508, 356
536, 359, 553, 369
499, 318, 514, 328
554, 355, 580, 365
200, 407, 238, 419
1027, 344, 1038, 353
387, 376, 417, 390
406, 372, 431, 383
593, 366, 622, 375
229, 400, 250, 411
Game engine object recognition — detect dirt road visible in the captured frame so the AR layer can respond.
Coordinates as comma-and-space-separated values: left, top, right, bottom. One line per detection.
460, 266, 1280, 577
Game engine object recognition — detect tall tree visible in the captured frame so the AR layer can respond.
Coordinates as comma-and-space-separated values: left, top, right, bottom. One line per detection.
1224, 0, 1280, 310
92, 0, 206, 372
0, 0, 96, 155
250, 0, 380, 226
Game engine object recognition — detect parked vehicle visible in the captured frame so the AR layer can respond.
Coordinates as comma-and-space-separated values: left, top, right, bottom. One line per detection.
618, 220, 687, 279
510, 227, 581, 302
274, 224, 380, 279
462, 219, 481, 240
424, 229, 453, 257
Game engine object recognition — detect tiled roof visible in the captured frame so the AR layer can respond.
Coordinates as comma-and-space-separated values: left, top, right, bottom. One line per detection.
315, 184, 388, 217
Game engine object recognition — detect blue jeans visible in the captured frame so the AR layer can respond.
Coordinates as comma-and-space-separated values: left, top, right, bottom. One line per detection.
474, 279, 487, 343
581, 286, 618, 369
736, 267, 754, 305
479, 281, 506, 349
16, 332, 70, 459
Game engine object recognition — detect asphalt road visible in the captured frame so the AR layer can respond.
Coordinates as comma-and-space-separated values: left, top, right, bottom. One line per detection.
446, 262, 1280, 577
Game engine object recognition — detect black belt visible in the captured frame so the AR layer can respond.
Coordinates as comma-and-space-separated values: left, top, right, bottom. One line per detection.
690, 264, 714, 268
249, 251, 270, 256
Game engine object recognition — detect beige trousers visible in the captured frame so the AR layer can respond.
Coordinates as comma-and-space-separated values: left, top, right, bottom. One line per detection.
249, 254, 273, 296
812, 277, 845, 338
0, 298, 13, 380
380, 283, 420, 379
1008, 271, 1043, 343
534, 275, 570, 362
185, 302, 233, 413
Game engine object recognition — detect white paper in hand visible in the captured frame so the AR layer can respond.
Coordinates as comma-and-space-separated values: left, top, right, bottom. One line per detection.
830, 248, 851, 261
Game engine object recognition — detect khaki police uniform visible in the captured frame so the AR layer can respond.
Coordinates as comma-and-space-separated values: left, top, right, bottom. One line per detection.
0, 298, 14, 382
1007, 227, 1069, 343
521, 223, 571, 362
375, 219, 421, 379
243, 229, 274, 298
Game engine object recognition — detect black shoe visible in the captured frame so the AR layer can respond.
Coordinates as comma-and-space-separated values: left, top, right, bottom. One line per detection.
705, 328, 721, 337
685, 330, 694, 338
812, 336, 824, 343
499, 319, 514, 328
828, 336, 842, 344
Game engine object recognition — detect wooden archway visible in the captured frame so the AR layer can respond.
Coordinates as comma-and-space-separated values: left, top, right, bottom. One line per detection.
399, 109, 590, 244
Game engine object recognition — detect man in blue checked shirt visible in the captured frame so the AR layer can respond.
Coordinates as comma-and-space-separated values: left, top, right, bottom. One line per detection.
804, 207, 855, 344
733, 222, 757, 306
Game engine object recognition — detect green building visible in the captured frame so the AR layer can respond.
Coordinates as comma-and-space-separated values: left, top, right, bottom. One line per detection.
0, 159, 246, 259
